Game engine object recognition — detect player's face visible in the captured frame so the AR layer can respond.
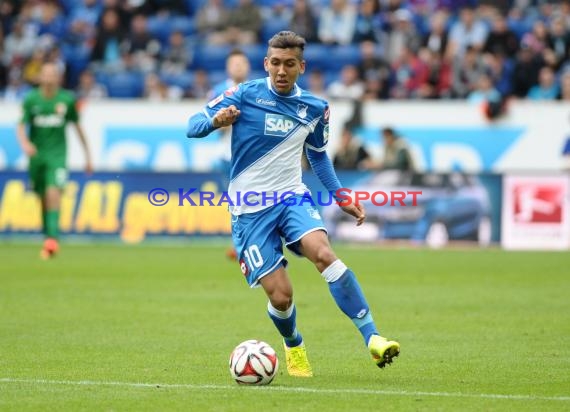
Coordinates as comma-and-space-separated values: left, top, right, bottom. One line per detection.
264, 48, 305, 94
39, 64, 62, 90
227, 55, 250, 84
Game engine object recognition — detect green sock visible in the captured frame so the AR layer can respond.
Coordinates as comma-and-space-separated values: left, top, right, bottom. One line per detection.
42, 210, 48, 235
45, 210, 59, 239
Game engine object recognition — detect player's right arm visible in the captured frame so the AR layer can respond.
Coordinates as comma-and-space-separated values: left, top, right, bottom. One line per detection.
16, 94, 37, 157
186, 85, 243, 138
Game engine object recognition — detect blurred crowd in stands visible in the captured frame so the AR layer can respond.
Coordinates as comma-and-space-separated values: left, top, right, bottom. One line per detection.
1, 0, 570, 103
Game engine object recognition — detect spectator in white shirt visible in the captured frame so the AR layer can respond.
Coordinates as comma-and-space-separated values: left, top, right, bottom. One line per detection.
318, 0, 357, 45
327, 64, 365, 100
446, 6, 488, 59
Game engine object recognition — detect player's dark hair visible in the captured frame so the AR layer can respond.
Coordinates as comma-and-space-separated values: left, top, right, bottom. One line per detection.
267, 31, 306, 58
228, 48, 247, 58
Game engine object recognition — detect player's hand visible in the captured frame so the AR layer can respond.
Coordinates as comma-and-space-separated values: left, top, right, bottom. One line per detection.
23, 142, 37, 157
213, 105, 240, 128
340, 202, 366, 226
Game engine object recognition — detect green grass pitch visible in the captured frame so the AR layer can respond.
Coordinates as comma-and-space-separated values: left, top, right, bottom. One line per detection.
1, 243, 569, 411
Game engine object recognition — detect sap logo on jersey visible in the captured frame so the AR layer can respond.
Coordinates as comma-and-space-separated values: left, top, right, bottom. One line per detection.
264, 114, 297, 137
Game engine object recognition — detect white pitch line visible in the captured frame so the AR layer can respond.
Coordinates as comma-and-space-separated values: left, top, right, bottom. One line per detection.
1, 378, 569, 402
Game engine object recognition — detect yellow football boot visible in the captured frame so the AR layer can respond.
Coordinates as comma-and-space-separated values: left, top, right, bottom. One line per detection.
283, 342, 313, 377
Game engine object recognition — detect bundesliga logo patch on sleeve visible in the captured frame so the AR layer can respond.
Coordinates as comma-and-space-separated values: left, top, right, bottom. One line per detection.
207, 94, 224, 108
225, 85, 239, 96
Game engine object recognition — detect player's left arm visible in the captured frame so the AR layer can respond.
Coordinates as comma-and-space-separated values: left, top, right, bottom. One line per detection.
68, 96, 93, 175
72, 122, 93, 175
305, 105, 365, 226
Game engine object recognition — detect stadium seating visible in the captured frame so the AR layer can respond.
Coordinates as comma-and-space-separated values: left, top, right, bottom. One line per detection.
507, 18, 533, 40
59, 0, 81, 15
260, 17, 291, 43
241, 45, 268, 71
97, 72, 145, 99
302, 44, 361, 72
160, 71, 194, 89
302, 44, 330, 71
185, 0, 240, 14
146, 16, 173, 44
207, 70, 228, 87
323, 70, 340, 87
0, 0, 562, 100
170, 16, 196, 37
62, 45, 91, 87
146, 15, 196, 45
324, 45, 362, 70
191, 45, 233, 71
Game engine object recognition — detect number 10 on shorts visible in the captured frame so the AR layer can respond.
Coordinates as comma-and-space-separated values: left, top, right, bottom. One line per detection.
244, 245, 264, 270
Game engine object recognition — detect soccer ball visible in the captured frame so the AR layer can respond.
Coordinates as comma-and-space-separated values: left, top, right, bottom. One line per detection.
229, 340, 279, 385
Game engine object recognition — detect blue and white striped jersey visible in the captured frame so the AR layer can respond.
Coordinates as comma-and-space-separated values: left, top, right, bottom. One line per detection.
202, 77, 330, 215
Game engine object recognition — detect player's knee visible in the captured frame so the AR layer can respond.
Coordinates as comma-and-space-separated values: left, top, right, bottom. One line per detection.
268, 290, 292, 311
314, 245, 337, 271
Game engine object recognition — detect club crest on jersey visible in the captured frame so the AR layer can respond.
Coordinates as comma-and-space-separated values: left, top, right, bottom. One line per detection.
307, 207, 321, 220
55, 103, 67, 115
264, 114, 297, 136
297, 104, 308, 119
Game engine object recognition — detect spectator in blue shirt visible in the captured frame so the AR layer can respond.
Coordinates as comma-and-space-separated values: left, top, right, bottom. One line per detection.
527, 66, 559, 100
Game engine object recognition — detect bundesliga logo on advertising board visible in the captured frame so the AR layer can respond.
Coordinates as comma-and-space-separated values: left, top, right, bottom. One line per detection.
513, 183, 564, 224
502, 175, 570, 250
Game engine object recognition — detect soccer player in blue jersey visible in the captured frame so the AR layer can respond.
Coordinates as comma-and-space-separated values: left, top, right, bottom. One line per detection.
186, 31, 400, 377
